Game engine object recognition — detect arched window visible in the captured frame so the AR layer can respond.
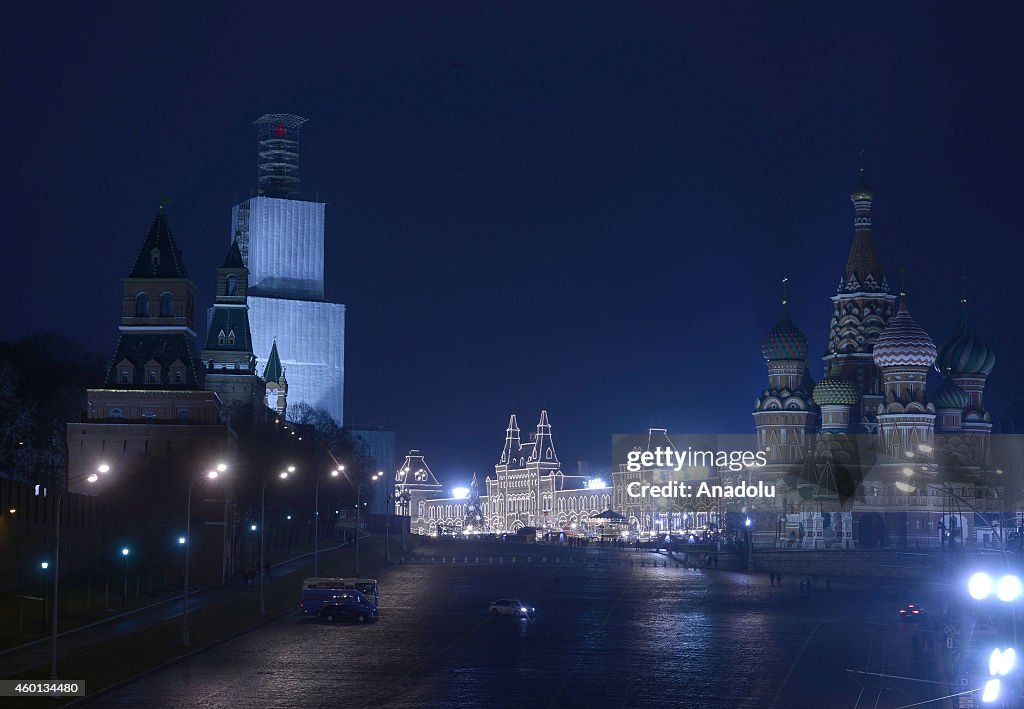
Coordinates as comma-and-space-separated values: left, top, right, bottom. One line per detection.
159, 292, 174, 317
418, 500, 425, 517
135, 292, 150, 317
226, 275, 237, 296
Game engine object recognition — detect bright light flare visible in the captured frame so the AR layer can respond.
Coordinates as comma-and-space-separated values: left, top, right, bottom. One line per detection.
207, 470, 218, 479
982, 678, 1001, 703
216, 463, 228, 472
969, 572, 994, 600
997, 575, 1023, 602
918, 444, 933, 454
41, 561, 49, 569
287, 466, 296, 473
121, 548, 130, 556
97, 463, 110, 473
87, 473, 99, 483
279, 472, 289, 479
178, 537, 186, 545
330, 470, 339, 477
990, 648, 1016, 676
895, 481, 916, 493
452, 487, 470, 499
586, 479, 607, 489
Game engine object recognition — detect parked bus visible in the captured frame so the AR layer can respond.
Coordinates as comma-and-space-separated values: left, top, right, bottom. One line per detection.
300, 577, 379, 616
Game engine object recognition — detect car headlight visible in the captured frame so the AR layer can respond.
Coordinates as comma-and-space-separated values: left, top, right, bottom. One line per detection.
970, 572, 994, 600
997, 575, 1023, 603
982, 678, 1001, 703
990, 648, 1016, 677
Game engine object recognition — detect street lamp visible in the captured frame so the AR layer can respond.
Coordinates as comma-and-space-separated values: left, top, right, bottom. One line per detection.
182, 466, 227, 646
50, 463, 111, 679
314, 467, 342, 577
373, 472, 390, 563
745, 516, 754, 571
260, 467, 293, 614
121, 547, 130, 608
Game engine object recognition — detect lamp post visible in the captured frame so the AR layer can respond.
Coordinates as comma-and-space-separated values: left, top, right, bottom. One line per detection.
745, 516, 754, 570
40, 562, 49, 629
50, 463, 111, 679
399, 490, 410, 552
260, 466, 293, 614
182, 463, 227, 646
314, 467, 342, 578
120, 547, 130, 607
373, 471, 389, 562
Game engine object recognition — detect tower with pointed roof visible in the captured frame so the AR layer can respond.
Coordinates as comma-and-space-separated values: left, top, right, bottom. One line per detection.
262, 340, 288, 416
872, 281, 937, 461
824, 172, 897, 430
67, 207, 236, 583
201, 240, 266, 417
936, 282, 996, 461
753, 280, 817, 473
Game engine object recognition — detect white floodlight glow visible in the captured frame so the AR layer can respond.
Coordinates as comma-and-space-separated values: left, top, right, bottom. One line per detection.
990, 648, 1016, 676
918, 444, 933, 454
895, 482, 916, 493
982, 678, 1001, 703
87, 473, 99, 483
996, 575, 1023, 602
41, 561, 49, 569
217, 463, 228, 472
452, 487, 470, 499
969, 572, 994, 600
97, 463, 110, 473
178, 537, 186, 545
587, 479, 607, 489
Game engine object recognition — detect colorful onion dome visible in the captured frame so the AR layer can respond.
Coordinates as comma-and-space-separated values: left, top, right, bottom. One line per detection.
938, 311, 995, 376
932, 374, 969, 410
813, 375, 859, 406
762, 310, 808, 362
850, 172, 873, 201
872, 300, 937, 368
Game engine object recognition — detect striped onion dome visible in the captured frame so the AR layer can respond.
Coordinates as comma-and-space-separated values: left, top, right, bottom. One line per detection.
812, 375, 859, 406
762, 309, 808, 362
932, 374, 969, 410
938, 311, 995, 376
872, 300, 937, 369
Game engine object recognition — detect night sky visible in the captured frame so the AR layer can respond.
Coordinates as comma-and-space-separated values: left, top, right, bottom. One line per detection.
4, 3, 1023, 488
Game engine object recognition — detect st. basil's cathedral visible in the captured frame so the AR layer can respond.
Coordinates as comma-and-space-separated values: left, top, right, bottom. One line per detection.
752, 172, 1002, 549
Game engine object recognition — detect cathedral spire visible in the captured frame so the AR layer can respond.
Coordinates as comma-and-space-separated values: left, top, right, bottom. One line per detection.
840, 170, 887, 294
499, 413, 520, 465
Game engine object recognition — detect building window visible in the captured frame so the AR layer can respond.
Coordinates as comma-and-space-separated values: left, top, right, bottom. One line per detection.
174, 370, 183, 383
226, 275, 237, 296
121, 371, 129, 383
159, 292, 174, 317
135, 292, 149, 317
149, 370, 157, 383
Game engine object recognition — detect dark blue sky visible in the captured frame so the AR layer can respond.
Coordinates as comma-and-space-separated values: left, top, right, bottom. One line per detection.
4, 2, 1022, 488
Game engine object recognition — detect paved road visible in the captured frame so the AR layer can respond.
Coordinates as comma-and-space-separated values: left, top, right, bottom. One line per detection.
88, 545, 947, 708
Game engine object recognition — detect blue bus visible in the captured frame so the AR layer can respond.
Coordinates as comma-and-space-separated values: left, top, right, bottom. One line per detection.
300, 577, 379, 615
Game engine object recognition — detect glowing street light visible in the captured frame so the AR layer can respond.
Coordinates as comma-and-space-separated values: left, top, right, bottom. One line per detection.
41, 561, 49, 570
183, 465, 228, 646
452, 487, 470, 499
260, 467, 294, 613
50, 463, 112, 678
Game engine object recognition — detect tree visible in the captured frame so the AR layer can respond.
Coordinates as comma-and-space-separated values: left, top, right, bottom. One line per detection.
464, 472, 484, 532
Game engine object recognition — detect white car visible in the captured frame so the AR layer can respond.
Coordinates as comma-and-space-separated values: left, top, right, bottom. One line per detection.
489, 598, 534, 617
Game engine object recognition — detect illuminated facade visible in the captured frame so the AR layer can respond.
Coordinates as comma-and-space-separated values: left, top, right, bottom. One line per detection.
232, 115, 346, 426
397, 412, 610, 535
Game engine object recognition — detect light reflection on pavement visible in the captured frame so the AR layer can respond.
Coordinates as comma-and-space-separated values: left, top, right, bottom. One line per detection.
88, 545, 945, 708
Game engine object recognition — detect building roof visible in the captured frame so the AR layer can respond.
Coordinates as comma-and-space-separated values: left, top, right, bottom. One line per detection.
263, 340, 284, 382
104, 333, 202, 388
873, 299, 937, 369
222, 239, 245, 269
938, 308, 996, 376
762, 308, 808, 362
128, 211, 189, 279
204, 307, 253, 353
